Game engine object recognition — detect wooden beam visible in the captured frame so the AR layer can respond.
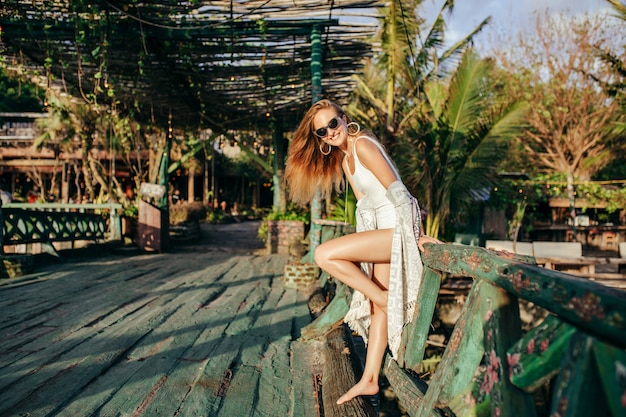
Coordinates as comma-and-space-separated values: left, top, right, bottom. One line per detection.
0, 112, 48, 118
423, 244, 626, 349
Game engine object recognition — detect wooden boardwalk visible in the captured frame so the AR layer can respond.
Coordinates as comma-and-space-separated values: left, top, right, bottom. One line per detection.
0, 221, 320, 417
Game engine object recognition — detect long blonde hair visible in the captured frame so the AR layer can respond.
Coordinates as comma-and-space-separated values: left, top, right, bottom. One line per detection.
285, 99, 347, 205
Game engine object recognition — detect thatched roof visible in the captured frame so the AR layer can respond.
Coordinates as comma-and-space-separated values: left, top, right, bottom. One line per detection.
1, 1, 384, 133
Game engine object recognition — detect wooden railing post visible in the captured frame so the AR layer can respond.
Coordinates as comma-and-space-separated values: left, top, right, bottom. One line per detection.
0, 202, 4, 255
297, 241, 626, 416
108, 203, 122, 241
397, 266, 442, 370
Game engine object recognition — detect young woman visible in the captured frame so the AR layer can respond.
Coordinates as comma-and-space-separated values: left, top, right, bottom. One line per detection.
285, 99, 440, 404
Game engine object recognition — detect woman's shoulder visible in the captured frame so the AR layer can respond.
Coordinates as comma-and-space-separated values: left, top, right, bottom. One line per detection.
354, 135, 385, 157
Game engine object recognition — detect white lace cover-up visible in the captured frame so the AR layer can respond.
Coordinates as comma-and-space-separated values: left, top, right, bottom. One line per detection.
343, 180, 424, 360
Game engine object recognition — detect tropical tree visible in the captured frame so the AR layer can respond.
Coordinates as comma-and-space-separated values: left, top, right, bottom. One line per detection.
35, 92, 168, 205
591, 0, 626, 180
491, 11, 625, 211
34, 94, 102, 202
346, 0, 504, 238
347, 0, 490, 148
395, 51, 528, 239
596, 0, 626, 106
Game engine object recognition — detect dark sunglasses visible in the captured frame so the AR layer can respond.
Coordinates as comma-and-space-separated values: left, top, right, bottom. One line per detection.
314, 115, 341, 138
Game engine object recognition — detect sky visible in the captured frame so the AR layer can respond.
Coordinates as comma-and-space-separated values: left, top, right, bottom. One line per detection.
422, 0, 614, 51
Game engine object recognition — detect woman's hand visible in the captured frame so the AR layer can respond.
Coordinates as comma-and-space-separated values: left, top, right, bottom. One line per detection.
418, 235, 442, 252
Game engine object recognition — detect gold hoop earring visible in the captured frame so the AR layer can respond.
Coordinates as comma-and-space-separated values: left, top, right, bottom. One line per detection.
347, 122, 361, 135
319, 142, 331, 155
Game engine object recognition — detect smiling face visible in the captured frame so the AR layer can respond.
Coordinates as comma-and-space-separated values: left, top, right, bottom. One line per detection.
313, 107, 348, 152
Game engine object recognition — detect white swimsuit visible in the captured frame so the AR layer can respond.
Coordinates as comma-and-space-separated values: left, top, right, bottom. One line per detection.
347, 136, 399, 229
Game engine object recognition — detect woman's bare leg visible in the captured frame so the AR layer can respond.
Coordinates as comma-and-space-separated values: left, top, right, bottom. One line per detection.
314, 229, 393, 311
314, 231, 393, 404
336, 263, 390, 404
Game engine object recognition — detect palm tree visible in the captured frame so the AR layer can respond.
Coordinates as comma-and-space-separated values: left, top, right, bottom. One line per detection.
594, 0, 626, 128
347, 0, 490, 147
395, 51, 528, 239
347, 1, 507, 238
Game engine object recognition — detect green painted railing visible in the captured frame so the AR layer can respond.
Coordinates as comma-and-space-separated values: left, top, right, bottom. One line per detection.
302, 243, 626, 417
0, 203, 123, 254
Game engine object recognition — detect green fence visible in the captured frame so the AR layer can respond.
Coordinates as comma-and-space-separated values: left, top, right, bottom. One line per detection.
302, 243, 626, 417
0, 203, 122, 254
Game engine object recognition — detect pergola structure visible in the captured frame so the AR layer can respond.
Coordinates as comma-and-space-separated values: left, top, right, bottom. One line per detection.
0, 0, 384, 133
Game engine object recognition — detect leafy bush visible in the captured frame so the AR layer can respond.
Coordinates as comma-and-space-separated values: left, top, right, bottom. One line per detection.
169, 201, 207, 225
123, 204, 139, 219
257, 206, 310, 241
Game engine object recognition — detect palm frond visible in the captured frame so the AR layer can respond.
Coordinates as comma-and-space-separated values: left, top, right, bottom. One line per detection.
450, 102, 528, 206
445, 52, 492, 136
608, 0, 626, 21
438, 17, 491, 66
351, 73, 388, 114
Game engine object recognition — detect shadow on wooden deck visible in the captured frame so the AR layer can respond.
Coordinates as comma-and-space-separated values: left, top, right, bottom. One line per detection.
0, 221, 321, 417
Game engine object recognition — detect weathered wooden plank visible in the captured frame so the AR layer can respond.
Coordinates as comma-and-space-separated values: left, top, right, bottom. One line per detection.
217, 363, 262, 416
108, 255, 276, 416
220, 332, 281, 416
220, 259, 312, 417
415, 280, 487, 416
291, 340, 321, 417
53, 258, 239, 416
105, 276, 249, 416
223, 282, 272, 336
255, 339, 296, 416
382, 356, 439, 416
0, 275, 165, 370
0, 263, 158, 335
0, 251, 220, 329
398, 266, 442, 371
0, 293, 181, 415
0, 322, 60, 357
0, 254, 232, 376
549, 332, 610, 417
0, 262, 135, 326
248, 281, 301, 416
0, 254, 237, 386
299, 283, 350, 341
593, 340, 626, 417
432, 281, 535, 417
106, 254, 288, 417
179, 259, 285, 417
0, 254, 250, 415
289, 284, 322, 417
0, 291, 164, 397
477, 282, 536, 417
292, 288, 315, 340
423, 244, 626, 349
0, 232, 315, 417
321, 326, 377, 417
507, 314, 576, 392
169, 334, 244, 416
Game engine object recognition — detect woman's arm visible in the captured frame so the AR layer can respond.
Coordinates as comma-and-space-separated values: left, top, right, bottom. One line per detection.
353, 138, 399, 189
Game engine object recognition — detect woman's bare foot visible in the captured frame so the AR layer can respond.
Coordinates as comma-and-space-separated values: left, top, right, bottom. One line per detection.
336, 379, 379, 404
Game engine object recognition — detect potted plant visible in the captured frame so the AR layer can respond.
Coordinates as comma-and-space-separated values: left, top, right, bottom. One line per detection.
121, 204, 139, 244
169, 201, 207, 242
258, 206, 309, 255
